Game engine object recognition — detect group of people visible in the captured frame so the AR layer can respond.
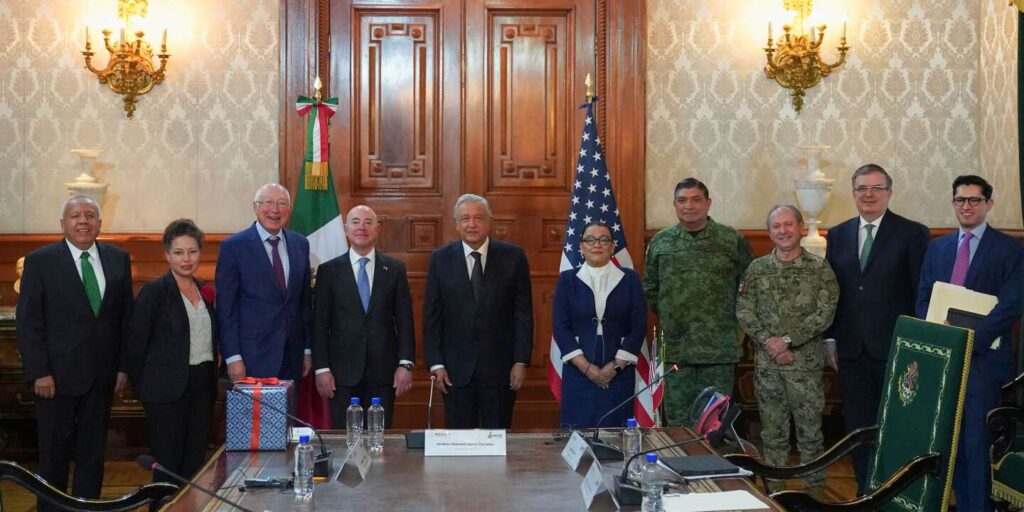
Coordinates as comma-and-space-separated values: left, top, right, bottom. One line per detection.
642, 168, 1021, 511
15, 164, 1022, 512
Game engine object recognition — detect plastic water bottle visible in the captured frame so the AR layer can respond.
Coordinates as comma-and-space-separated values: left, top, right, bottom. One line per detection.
346, 397, 364, 448
622, 418, 643, 481
641, 453, 664, 512
293, 435, 314, 500
368, 397, 385, 454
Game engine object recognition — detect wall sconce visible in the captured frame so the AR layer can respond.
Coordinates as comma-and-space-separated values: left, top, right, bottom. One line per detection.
81, 0, 169, 119
764, 0, 849, 113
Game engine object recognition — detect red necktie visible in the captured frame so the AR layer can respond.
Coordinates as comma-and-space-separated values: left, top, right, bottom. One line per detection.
268, 236, 287, 292
949, 232, 973, 286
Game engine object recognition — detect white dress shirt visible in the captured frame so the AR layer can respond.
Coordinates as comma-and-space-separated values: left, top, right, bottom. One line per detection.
858, 211, 886, 257
255, 222, 289, 287
65, 239, 106, 297
462, 238, 490, 278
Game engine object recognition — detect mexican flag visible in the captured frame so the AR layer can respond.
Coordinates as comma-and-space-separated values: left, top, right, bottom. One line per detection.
291, 94, 346, 429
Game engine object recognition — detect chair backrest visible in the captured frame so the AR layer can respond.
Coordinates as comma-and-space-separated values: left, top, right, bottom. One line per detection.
866, 315, 972, 512
0, 460, 178, 512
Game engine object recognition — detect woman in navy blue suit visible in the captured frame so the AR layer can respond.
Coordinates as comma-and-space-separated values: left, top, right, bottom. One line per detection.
553, 222, 647, 428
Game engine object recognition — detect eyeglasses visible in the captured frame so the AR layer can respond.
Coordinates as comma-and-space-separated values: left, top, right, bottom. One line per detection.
953, 196, 985, 207
853, 185, 891, 194
255, 200, 291, 210
581, 236, 613, 247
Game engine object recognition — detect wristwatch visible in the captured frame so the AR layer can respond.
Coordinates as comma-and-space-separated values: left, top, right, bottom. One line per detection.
782, 335, 792, 345
398, 362, 414, 371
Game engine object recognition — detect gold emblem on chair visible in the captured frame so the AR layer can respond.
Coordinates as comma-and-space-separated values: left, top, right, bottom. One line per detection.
898, 361, 919, 406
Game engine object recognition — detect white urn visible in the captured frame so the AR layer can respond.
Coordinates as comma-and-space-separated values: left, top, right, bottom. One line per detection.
793, 145, 835, 257
66, 149, 109, 206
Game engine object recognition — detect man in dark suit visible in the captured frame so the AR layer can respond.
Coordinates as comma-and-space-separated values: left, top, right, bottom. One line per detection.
313, 205, 415, 426
217, 183, 312, 382
823, 164, 929, 493
16, 196, 133, 510
424, 194, 534, 428
917, 175, 1024, 512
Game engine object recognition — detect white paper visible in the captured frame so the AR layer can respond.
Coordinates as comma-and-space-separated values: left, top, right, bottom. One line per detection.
425, 429, 507, 456
579, 457, 605, 509
925, 281, 1001, 349
561, 431, 592, 470
663, 490, 770, 511
289, 427, 315, 443
341, 443, 372, 479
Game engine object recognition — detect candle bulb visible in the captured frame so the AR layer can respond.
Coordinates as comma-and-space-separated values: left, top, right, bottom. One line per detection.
843, 19, 848, 40
768, 21, 773, 42
162, 28, 167, 48
119, 28, 125, 47
85, 25, 90, 46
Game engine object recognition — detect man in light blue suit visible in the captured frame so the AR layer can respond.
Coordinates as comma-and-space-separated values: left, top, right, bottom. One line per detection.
917, 175, 1024, 512
217, 183, 312, 382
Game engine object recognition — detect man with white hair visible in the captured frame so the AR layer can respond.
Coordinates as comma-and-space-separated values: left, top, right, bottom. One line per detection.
16, 196, 134, 510
217, 183, 312, 382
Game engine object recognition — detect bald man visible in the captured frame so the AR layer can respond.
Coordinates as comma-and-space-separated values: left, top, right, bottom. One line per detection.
217, 183, 312, 382
312, 205, 415, 426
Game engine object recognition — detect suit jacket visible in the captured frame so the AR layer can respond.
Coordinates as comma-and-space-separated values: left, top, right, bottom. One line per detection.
423, 240, 534, 387
552, 266, 646, 366
312, 251, 415, 387
916, 225, 1024, 384
16, 240, 133, 396
127, 272, 218, 403
216, 223, 311, 379
825, 211, 930, 360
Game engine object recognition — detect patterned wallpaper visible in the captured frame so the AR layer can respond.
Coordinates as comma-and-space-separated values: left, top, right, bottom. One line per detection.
646, 0, 1021, 230
0, 0, 279, 234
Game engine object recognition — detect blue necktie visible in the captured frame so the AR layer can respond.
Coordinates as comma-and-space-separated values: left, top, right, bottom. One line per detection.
357, 257, 370, 312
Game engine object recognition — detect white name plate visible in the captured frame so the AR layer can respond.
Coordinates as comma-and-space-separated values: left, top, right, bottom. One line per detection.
580, 458, 612, 510
424, 429, 507, 456
561, 431, 593, 470
340, 443, 371, 480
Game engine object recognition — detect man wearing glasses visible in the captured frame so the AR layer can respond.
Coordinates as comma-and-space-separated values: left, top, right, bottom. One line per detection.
917, 175, 1024, 512
217, 183, 313, 383
823, 164, 929, 493
643, 178, 752, 426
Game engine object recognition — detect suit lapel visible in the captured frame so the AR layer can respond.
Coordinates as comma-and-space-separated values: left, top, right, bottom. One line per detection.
246, 225, 283, 297
366, 254, 387, 315
862, 215, 894, 274
96, 243, 122, 316
284, 230, 305, 298
452, 243, 476, 305
56, 241, 95, 317
964, 231, 994, 289
477, 242, 499, 306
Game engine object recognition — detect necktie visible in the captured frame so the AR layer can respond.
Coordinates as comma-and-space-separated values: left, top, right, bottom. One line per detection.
80, 252, 101, 315
859, 224, 874, 271
357, 257, 371, 312
267, 236, 287, 293
470, 251, 484, 302
950, 232, 974, 286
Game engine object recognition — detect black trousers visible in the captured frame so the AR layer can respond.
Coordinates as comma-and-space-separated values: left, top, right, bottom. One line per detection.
144, 362, 216, 484
328, 376, 396, 429
35, 378, 114, 511
838, 354, 887, 495
444, 373, 516, 429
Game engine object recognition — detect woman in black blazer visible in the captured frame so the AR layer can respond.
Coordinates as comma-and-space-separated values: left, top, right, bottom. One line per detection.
128, 219, 218, 483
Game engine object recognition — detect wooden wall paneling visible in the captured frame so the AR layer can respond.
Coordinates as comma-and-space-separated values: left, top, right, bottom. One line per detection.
281, 0, 319, 194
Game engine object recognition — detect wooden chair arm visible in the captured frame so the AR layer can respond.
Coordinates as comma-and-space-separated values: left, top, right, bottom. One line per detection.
725, 426, 878, 480
0, 460, 178, 512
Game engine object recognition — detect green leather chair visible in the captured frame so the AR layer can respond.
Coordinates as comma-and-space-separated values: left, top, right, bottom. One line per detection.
988, 371, 1024, 510
728, 316, 972, 511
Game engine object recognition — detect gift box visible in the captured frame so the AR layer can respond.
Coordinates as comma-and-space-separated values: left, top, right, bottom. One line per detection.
226, 378, 294, 451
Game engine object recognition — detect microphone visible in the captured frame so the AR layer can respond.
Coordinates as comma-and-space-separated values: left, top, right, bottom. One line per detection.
221, 379, 332, 478
137, 455, 254, 512
586, 359, 686, 460
406, 375, 436, 449
613, 437, 705, 506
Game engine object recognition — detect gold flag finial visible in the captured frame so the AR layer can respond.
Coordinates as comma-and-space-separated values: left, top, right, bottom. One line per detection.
585, 73, 593, 103
313, 76, 323, 102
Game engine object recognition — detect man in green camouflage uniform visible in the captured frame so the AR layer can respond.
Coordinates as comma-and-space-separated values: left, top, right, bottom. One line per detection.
643, 178, 753, 427
736, 205, 839, 495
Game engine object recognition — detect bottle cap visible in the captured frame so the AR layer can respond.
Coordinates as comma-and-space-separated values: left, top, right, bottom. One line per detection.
300, 435, 310, 444
372, 397, 382, 405
350, 397, 360, 405
646, 453, 658, 463
626, 418, 637, 427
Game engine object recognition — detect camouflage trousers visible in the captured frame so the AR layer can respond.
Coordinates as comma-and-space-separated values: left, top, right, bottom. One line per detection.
754, 366, 825, 492
663, 364, 735, 427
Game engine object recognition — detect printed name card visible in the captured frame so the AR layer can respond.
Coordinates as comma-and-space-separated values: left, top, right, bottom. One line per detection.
561, 431, 593, 470
424, 429, 507, 456
338, 443, 371, 483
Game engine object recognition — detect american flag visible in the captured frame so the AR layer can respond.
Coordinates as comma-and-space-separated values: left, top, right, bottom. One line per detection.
546, 99, 664, 427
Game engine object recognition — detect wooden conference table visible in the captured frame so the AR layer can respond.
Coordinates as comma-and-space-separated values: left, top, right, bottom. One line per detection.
159, 429, 780, 511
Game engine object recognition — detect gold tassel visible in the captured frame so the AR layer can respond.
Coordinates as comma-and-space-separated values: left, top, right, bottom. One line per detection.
1013, 0, 1024, 12
304, 161, 329, 190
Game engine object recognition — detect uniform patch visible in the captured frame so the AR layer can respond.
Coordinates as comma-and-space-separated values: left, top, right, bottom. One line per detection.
898, 361, 919, 406
738, 282, 747, 295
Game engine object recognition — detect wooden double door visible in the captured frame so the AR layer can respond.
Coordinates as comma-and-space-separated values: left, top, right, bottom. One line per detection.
280, 0, 646, 428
